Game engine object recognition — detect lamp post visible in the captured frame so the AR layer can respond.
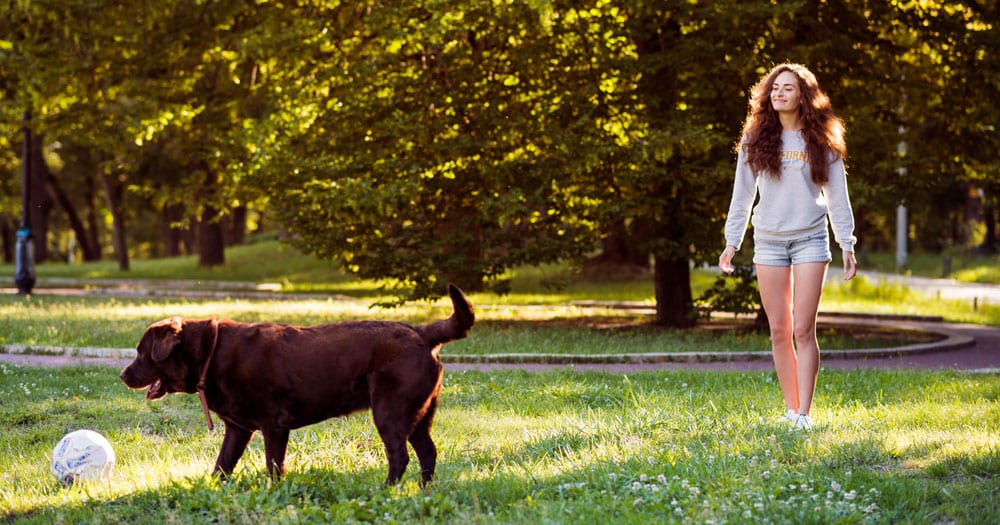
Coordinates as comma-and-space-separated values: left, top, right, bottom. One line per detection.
895, 127, 908, 270
14, 109, 35, 295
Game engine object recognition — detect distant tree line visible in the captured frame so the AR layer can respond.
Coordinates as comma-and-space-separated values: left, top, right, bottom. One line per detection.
1, 1, 997, 325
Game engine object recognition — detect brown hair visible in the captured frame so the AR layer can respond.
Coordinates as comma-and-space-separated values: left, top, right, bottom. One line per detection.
737, 63, 846, 184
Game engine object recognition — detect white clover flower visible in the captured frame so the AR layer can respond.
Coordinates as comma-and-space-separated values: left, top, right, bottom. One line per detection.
640, 474, 648, 483
831, 481, 841, 492
608, 472, 617, 481
657, 474, 667, 484
845, 490, 857, 501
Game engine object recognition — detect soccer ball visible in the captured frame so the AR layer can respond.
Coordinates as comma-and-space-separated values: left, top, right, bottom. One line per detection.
51, 430, 116, 485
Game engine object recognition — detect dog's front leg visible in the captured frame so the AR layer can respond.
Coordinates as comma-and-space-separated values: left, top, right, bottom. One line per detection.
261, 427, 290, 479
213, 423, 254, 478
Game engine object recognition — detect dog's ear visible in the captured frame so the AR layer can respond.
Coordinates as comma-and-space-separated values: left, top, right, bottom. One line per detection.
151, 317, 183, 362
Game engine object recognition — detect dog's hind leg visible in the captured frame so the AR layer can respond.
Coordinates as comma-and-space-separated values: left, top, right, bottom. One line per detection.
214, 423, 254, 477
408, 397, 438, 486
378, 430, 410, 485
372, 406, 411, 485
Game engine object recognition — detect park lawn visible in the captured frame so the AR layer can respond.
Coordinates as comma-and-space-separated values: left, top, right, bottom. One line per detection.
0, 293, 947, 355
0, 363, 997, 524
2, 239, 998, 328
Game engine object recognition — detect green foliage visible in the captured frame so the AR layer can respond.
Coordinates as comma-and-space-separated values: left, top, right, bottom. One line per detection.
248, 2, 638, 301
694, 264, 761, 320
2, 0, 998, 312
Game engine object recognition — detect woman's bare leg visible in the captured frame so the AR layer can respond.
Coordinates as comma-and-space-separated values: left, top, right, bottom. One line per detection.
790, 262, 829, 415
756, 264, 797, 413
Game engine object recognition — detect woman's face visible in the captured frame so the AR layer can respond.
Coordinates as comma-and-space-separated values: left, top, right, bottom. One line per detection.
770, 71, 802, 114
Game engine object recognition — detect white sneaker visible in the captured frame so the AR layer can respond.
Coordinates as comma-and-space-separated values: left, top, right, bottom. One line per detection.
774, 409, 797, 425
793, 414, 813, 430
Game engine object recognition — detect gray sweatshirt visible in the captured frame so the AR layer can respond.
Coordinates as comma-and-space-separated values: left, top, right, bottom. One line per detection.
724, 130, 856, 252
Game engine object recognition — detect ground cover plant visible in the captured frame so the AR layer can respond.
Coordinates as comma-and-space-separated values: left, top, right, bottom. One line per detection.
0, 363, 997, 524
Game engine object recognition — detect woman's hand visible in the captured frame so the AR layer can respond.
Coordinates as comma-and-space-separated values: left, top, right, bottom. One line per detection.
842, 250, 857, 280
719, 246, 737, 274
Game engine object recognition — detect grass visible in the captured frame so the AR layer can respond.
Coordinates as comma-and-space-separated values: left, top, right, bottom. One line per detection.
0, 294, 947, 355
861, 251, 1000, 284
1, 364, 997, 524
0, 240, 995, 360
1, 241, 997, 523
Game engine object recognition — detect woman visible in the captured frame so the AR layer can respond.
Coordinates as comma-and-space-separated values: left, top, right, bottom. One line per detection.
719, 63, 857, 430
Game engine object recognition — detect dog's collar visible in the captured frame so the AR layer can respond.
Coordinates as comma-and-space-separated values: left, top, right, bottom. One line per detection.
197, 319, 221, 432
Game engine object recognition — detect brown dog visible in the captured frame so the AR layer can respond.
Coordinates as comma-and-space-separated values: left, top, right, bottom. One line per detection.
120, 284, 473, 485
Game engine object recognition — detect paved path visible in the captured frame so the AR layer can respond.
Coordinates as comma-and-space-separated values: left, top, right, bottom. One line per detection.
446, 321, 999, 373
3, 317, 996, 373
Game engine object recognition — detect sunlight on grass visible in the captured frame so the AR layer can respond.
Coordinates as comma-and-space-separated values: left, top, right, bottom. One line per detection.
1, 366, 997, 522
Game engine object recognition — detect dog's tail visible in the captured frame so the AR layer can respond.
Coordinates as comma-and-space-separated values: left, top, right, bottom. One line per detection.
417, 283, 475, 348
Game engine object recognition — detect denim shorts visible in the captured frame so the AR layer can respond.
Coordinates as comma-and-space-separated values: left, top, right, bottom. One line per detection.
753, 232, 832, 267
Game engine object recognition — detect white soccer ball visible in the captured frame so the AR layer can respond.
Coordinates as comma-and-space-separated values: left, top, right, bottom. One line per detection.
51, 429, 116, 485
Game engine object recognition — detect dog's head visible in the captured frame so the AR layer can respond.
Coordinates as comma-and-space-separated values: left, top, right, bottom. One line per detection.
120, 317, 196, 400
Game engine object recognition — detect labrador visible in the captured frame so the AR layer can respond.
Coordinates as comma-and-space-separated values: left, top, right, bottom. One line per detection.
120, 284, 474, 485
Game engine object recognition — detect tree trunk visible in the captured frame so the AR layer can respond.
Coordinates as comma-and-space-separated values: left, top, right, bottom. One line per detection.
226, 205, 247, 246
198, 208, 226, 267
29, 137, 55, 262
162, 203, 189, 257
981, 202, 997, 255
582, 219, 650, 277
653, 254, 695, 328
100, 167, 130, 271
196, 164, 225, 268
1, 218, 13, 263
83, 165, 103, 261
47, 171, 101, 262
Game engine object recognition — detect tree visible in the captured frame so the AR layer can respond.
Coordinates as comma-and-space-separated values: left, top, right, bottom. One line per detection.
249, 1, 635, 301
0, 0, 268, 269
1, 0, 995, 320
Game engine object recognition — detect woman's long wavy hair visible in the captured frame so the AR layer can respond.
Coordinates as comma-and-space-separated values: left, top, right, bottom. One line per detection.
738, 63, 846, 184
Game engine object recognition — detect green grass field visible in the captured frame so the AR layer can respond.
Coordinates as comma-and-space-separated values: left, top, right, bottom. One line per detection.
1, 364, 998, 524
1, 241, 998, 523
